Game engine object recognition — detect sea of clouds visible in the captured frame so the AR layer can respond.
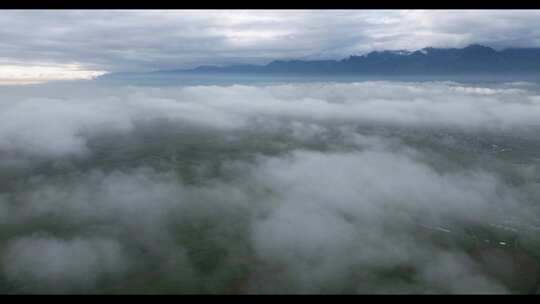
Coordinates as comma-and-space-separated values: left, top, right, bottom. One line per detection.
0, 81, 539, 293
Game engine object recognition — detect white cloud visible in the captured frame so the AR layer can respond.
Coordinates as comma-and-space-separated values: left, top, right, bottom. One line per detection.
1, 10, 539, 72
1, 81, 539, 293
2, 236, 130, 293
249, 149, 514, 293
1, 81, 539, 160
1, 141, 527, 293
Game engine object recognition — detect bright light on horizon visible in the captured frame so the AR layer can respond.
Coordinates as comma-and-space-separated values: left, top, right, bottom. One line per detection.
0, 64, 106, 85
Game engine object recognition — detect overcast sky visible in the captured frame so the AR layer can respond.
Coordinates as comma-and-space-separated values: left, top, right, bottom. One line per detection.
1, 10, 540, 82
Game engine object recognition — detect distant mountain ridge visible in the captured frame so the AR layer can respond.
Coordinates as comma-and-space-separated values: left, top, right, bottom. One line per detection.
101, 45, 540, 78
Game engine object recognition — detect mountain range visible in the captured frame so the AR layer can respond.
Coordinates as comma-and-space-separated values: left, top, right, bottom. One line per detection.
101, 44, 540, 79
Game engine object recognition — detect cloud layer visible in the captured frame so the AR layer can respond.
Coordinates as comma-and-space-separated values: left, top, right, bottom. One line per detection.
1, 81, 540, 293
1, 81, 540, 160
1, 10, 540, 74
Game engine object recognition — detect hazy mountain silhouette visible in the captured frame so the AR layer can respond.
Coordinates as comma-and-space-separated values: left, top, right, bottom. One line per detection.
101, 44, 540, 79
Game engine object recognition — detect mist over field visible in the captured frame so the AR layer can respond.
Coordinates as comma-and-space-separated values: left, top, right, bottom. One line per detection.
0, 80, 539, 293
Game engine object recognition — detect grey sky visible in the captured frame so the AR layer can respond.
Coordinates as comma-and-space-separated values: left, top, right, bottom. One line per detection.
1, 10, 540, 78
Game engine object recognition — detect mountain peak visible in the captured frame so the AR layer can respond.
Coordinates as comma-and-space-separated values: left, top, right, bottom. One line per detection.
101, 45, 540, 79
462, 44, 496, 52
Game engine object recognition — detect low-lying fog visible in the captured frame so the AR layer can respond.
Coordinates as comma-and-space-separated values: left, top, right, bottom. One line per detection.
1, 80, 540, 293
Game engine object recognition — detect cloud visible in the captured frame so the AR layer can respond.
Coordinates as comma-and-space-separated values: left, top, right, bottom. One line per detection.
1, 81, 539, 293
2, 236, 129, 293
1, 81, 539, 161
246, 149, 514, 293
0, 10, 540, 73
395, 10, 540, 50
0, 142, 529, 293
